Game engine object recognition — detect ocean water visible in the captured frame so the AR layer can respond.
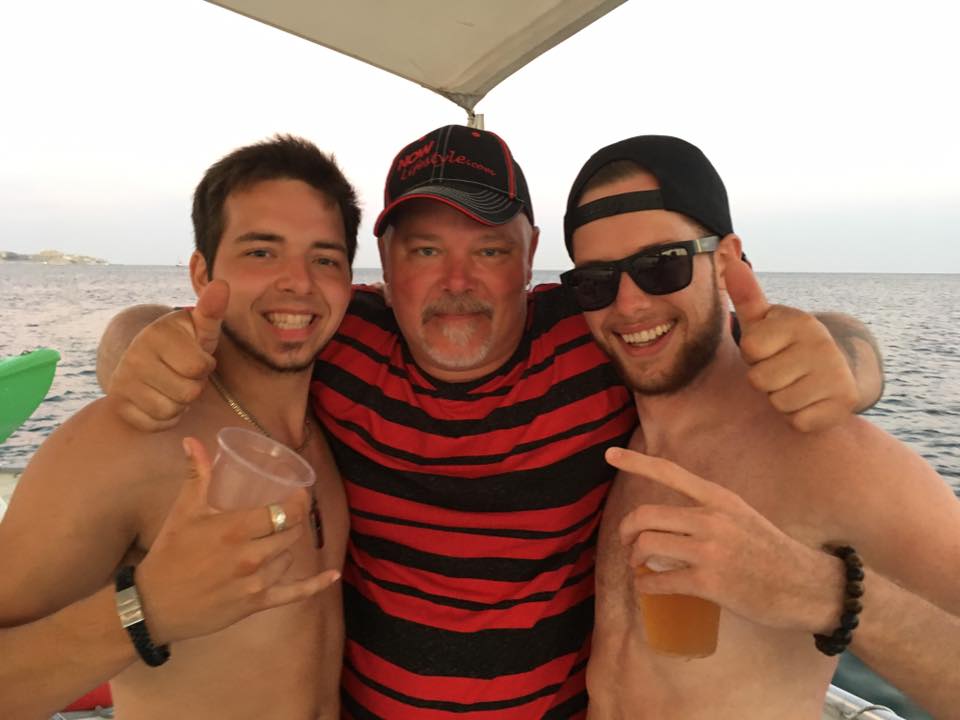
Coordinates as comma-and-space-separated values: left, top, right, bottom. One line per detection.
2, 264, 957, 492
0, 263, 956, 719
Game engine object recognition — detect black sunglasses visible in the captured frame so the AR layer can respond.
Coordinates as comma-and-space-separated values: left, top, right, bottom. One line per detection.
560, 236, 720, 311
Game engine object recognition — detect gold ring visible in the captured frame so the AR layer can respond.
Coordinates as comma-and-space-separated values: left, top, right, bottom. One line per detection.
268, 504, 287, 534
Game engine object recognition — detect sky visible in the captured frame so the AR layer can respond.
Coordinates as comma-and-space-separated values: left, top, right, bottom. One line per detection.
1, 0, 958, 273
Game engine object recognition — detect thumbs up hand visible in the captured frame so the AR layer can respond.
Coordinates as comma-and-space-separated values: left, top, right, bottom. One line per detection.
190, 280, 228, 354
724, 257, 858, 432
108, 281, 229, 432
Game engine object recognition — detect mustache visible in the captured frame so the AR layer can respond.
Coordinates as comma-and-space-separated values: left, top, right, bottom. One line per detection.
422, 294, 494, 323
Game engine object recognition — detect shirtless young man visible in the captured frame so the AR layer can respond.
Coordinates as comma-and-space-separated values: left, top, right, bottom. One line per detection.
0, 136, 353, 719
562, 136, 960, 719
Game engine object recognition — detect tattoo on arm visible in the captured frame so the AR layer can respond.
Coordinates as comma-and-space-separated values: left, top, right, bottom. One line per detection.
816, 314, 861, 373
814, 312, 886, 410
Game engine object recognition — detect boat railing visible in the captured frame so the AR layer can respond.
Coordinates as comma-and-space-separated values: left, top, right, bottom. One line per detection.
824, 684, 905, 719
0, 466, 24, 521
45, 685, 906, 720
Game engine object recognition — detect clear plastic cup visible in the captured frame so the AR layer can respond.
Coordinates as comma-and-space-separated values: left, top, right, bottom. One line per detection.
636, 556, 721, 658
207, 426, 315, 511
631, 468, 722, 659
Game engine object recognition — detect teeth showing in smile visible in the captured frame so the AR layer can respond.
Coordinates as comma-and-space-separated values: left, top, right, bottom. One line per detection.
266, 312, 314, 330
619, 322, 674, 346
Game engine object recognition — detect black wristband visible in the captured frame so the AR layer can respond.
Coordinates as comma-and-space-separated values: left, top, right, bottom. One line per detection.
115, 565, 170, 667
814, 545, 864, 656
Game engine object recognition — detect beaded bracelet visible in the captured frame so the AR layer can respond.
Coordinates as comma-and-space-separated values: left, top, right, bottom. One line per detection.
814, 545, 864, 656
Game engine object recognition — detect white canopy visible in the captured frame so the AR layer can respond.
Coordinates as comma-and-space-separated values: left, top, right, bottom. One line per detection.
207, 0, 625, 116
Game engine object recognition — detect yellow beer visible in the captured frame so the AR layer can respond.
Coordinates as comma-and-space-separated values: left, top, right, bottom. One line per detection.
635, 566, 721, 657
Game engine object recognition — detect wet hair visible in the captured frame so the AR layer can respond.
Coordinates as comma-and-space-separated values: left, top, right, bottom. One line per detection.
192, 134, 361, 275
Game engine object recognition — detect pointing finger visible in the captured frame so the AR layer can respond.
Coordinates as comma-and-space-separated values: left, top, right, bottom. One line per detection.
605, 447, 724, 508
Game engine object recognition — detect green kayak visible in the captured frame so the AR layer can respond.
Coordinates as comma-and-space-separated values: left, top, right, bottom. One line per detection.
0, 348, 61, 443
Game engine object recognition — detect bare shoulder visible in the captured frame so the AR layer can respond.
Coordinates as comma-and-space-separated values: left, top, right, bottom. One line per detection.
0, 399, 179, 621
733, 414, 954, 538
16, 398, 178, 499
835, 417, 956, 509
785, 415, 958, 559
791, 417, 947, 493
0, 397, 188, 549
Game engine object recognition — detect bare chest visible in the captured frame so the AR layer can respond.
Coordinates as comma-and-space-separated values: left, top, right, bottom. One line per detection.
590, 425, 846, 717
112, 597, 324, 719
624, 425, 834, 537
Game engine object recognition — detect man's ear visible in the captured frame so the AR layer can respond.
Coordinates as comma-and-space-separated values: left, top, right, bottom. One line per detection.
714, 234, 743, 292
377, 234, 392, 306
526, 226, 540, 287
189, 251, 209, 296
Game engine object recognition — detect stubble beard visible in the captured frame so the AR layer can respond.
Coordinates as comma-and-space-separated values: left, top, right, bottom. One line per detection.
612, 282, 725, 396
221, 321, 314, 374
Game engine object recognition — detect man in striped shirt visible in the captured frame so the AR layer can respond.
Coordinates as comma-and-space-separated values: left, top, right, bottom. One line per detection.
100, 125, 883, 718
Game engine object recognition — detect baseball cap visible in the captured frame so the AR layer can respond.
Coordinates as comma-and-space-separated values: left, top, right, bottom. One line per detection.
563, 135, 733, 258
373, 125, 534, 237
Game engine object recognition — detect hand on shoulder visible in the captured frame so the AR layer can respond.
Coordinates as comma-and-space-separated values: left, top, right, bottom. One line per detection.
724, 258, 860, 432
105, 281, 229, 432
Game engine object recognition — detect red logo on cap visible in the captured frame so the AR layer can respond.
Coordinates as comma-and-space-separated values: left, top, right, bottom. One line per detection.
396, 146, 497, 182
397, 140, 436, 171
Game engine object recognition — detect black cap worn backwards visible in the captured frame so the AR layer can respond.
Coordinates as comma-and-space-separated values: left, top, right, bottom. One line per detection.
374, 125, 534, 237
564, 135, 733, 259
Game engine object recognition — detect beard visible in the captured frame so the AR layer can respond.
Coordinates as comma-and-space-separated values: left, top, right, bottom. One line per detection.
416, 321, 494, 371
612, 280, 725, 396
221, 321, 314, 374
417, 292, 495, 370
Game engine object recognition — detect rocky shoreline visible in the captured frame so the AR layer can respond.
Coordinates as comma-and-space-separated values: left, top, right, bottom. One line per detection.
0, 250, 108, 265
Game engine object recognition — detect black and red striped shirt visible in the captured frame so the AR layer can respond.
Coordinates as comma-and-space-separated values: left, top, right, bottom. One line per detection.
312, 283, 635, 718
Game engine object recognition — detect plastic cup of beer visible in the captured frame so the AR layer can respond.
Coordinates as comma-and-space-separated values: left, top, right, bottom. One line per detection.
207, 426, 315, 511
636, 556, 721, 658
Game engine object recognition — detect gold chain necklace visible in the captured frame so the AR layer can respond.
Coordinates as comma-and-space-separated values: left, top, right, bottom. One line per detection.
209, 372, 311, 453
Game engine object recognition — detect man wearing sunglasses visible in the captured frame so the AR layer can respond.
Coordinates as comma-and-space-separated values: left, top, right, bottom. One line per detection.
561, 235, 720, 310
567, 136, 960, 719
97, 126, 886, 718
